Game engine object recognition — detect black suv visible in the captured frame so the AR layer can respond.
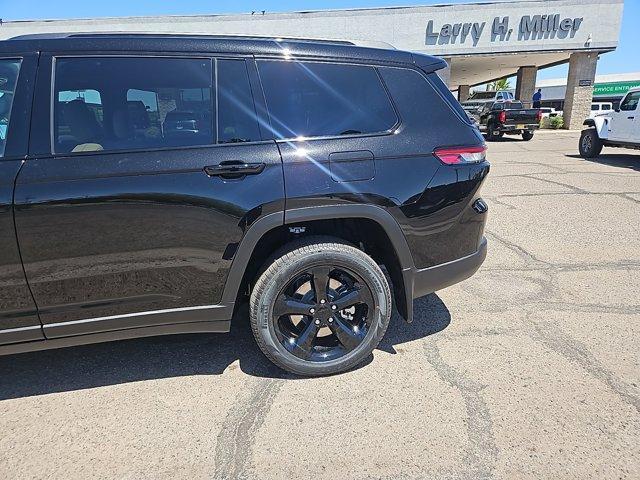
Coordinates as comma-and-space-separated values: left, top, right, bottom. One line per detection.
0, 34, 489, 376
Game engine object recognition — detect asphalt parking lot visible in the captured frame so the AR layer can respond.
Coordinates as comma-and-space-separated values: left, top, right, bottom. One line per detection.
1, 130, 639, 479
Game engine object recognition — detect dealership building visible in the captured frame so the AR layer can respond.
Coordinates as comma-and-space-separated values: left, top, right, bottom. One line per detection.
535, 72, 640, 110
0, 0, 624, 129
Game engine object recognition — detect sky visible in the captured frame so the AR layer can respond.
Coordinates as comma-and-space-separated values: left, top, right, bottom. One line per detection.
0, 0, 638, 80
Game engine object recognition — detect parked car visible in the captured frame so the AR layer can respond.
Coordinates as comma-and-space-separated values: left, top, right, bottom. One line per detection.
461, 89, 514, 110
589, 102, 614, 119
463, 89, 514, 103
0, 33, 489, 376
579, 88, 640, 157
467, 100, 542, 141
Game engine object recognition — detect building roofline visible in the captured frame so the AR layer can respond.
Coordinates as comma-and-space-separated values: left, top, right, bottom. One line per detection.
0, 0, 623, 24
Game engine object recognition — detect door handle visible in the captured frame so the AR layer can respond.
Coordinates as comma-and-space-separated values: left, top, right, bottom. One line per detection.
627, 116, 635, 120
204, 161, 265, 179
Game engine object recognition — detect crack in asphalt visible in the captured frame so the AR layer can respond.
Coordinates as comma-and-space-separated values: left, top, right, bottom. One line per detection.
621, 193, 640, 204
483, 260, 640, 273
490, 191, 640, 199
520, 174, 589, 194
424, 340, 498, 480
485, 196, 518, 210
529, 322, 640, 414
529, 301, 640, 315
213, 378, 284, 480
484, 229, 550, 266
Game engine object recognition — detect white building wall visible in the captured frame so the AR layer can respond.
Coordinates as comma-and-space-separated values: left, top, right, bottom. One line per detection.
0, 0, 623, 57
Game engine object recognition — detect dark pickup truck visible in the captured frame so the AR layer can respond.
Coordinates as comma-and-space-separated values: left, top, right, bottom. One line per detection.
464, 100, 541, 141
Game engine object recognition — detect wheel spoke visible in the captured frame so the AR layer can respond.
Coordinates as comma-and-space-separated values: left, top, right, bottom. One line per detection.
332, 286, 365, 311
285, 317, 320, 359
311, 266, 331, 303
329, 315, 365, 351
273, 295, 313, 318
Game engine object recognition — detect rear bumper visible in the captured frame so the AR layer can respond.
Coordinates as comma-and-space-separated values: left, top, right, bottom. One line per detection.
410, 236, 487, 300
501, 124, 539, 132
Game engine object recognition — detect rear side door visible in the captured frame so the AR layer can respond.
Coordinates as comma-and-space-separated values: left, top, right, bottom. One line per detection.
255, 59, 406, 210
14, 53, 283, 337
0, 53, 42, 346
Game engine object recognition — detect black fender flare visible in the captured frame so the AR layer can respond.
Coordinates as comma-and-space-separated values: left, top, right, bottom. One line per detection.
221, 204, 416, 321
583, 118, 596, 128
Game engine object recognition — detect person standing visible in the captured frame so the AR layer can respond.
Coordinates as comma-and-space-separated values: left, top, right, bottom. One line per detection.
532, 88, 542, 108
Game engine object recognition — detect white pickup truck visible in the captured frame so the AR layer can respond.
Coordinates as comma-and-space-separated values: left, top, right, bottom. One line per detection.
579, 87, 640, 157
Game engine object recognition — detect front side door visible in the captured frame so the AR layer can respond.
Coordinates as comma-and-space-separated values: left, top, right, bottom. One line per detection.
618, 91, 639, 142
609, 91, 640, 142
14, 54, 283, 337
0, 53, 42, 345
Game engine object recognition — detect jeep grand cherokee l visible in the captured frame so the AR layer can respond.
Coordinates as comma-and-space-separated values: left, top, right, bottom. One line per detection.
0, 34, 489, 376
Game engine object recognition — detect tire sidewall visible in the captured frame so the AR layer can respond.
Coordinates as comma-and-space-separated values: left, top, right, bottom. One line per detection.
580, 129, 600, 157
487, 123, 502, 141
253, 246, 391, 375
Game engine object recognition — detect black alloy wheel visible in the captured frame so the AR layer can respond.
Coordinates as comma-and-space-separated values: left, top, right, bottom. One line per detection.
249, 238, 392, 376
272, 265, 374, 362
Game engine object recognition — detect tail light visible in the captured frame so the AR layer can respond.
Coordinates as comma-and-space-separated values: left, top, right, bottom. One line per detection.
498, 110, 506, 123
434, 145, 487, 165
536, 109, 543, 122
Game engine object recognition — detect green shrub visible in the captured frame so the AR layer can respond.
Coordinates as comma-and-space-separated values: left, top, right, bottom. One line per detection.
549, 115, 564, 129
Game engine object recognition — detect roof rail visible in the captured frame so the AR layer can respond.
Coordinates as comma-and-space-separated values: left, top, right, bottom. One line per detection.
8, 32, 370, 47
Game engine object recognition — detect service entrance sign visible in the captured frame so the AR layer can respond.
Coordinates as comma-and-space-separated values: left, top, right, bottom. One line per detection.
593, 81, 640, 97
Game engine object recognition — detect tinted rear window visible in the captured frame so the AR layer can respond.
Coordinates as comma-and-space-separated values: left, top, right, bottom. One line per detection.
257, 60, 397, 139
493, 101, 524, 110
470, 91, 496, 100
427, 72, 472, 124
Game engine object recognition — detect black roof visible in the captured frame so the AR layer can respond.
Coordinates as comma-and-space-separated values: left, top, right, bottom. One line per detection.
0, 32, 446, 72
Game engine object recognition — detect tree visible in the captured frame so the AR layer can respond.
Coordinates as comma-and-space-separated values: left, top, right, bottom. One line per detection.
487, 78, 511, 91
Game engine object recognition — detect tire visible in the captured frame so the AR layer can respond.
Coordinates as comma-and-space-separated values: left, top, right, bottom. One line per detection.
579, 129, 603, 158
522, 131, 534, 141
249, 237, 392, 376
487, 124, 503, 141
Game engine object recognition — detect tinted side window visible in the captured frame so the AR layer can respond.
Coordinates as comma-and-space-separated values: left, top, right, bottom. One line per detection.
54, 57, 214, 154
217, 59, 261, 143
427, 72, 471, 124
620, 92, 640, 111
257, 61, 397, 139
0, 59, 21, 157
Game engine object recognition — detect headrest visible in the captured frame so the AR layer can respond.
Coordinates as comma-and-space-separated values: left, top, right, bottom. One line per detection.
62, 100, 102, 143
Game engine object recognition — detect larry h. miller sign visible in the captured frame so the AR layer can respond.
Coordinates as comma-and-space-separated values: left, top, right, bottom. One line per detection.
426, 14, 583, 47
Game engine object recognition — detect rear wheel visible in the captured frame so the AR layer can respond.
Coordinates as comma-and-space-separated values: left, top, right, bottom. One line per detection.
579, 129, 603, 158
522, 131, 534, 141
249, 237, 392, 376
487, 124, 503, 141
